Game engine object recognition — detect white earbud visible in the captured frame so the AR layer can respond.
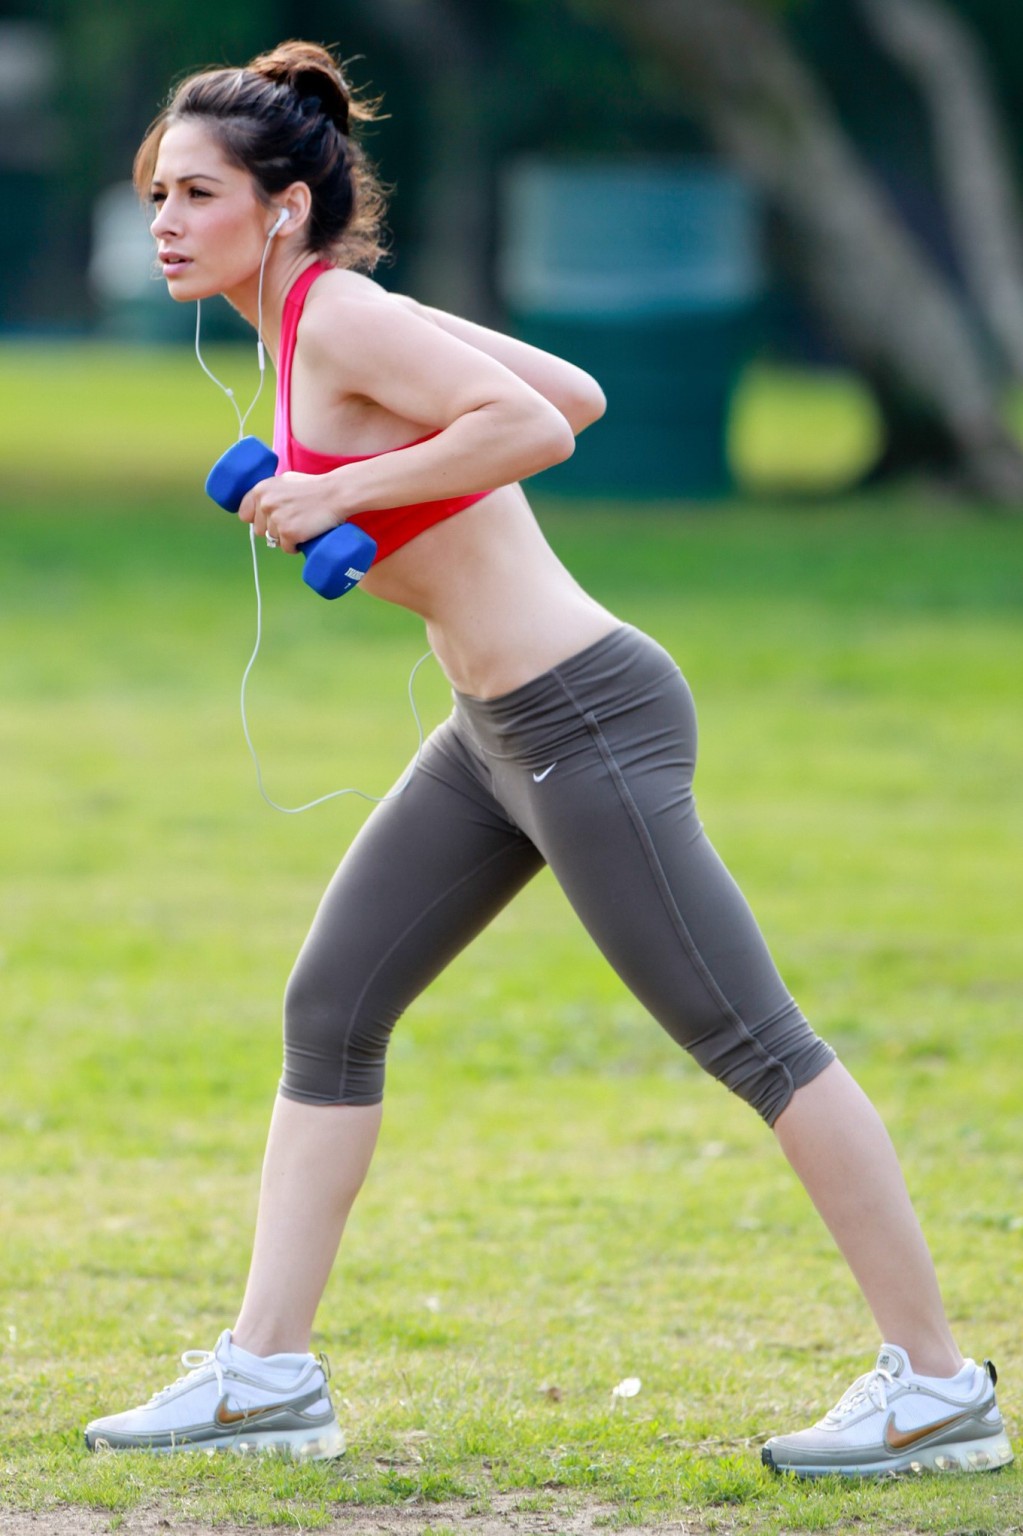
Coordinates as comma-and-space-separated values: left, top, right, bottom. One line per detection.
268, 208, 290, 238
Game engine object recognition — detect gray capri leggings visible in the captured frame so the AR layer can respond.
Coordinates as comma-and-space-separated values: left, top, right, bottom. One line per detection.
281, 625, 834, 1125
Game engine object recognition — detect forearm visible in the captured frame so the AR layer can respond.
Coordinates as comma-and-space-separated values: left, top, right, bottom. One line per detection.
396, 297, 606, 434
245, 287, 585, 549
325, 397, 574, 517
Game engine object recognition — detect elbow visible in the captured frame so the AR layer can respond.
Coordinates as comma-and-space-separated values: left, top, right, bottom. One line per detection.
568, 379, 607, 434
493, 392, 577, 479
515, 397, 576, 474
556, 364, 607, 435
540, 406, 577, 467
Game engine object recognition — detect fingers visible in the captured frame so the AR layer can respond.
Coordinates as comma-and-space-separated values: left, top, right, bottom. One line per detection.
237, 472, 334, 554
237, 482, 264, 530
238, 478, 294, 552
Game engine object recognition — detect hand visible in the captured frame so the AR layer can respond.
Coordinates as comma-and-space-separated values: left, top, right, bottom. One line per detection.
237, 471, 345, 553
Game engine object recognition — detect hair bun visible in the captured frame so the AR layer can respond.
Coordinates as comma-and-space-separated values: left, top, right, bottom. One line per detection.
137, 38, 388, 272
250, 40, 350, 135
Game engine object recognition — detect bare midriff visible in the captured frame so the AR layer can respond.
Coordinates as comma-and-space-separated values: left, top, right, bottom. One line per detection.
357, 481, 620, 699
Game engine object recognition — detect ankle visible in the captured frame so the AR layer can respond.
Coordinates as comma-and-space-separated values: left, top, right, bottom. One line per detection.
894, 1341, 965, 1379
912, 1354, 969, 1382
231, 1321, 312, 1359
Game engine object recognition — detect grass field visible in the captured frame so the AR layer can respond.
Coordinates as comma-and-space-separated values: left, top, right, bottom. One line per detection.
1, 345, 1021, 1533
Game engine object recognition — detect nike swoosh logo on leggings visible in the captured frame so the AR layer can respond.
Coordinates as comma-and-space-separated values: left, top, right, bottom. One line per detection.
532, 762, 558, 782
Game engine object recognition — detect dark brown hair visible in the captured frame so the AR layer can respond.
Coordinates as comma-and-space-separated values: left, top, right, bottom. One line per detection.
133, 40, 388, 271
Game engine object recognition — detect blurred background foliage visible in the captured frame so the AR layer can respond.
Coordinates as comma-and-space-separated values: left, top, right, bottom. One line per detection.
5, 0, 1023, 498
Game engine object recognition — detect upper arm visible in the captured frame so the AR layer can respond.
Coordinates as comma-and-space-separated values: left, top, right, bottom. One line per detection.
303, 287, 560, 433
386, 292, 607, 435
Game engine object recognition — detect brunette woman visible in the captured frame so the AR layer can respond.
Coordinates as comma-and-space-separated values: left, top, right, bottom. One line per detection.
85, 42, 1011, 1478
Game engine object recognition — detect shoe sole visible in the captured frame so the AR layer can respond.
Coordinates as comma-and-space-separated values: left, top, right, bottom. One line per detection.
762, 1431, 1014, 1478
85, 1423, 346, 1460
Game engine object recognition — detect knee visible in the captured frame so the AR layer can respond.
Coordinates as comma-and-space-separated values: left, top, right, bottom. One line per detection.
682, 1002, 836, 1128
281, 951, 396, 1106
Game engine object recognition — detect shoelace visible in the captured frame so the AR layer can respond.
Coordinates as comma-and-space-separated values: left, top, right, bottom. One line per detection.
146, 1346, 225, 1406
824, 1366, 895, 1424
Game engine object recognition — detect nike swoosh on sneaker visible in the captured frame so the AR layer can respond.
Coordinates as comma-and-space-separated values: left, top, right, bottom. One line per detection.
214, 1396, 302, 1427
883, 1406, 984, 1451
532, 762, 557, 782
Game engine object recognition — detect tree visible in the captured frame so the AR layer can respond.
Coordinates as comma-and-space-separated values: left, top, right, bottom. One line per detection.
857, 0, 1023, 381
352, 0, 499, 318
594, 0, 1023, 501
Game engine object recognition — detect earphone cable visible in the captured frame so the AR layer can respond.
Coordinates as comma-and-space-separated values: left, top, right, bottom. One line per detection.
240, 524, 431, 813
194, 228, 275, 441
194, 221, 430, 813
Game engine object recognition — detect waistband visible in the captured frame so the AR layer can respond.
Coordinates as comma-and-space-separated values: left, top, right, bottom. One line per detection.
452, 624, 681, 761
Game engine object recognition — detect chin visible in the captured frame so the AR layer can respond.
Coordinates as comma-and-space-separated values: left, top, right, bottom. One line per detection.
164, 272, 221, 303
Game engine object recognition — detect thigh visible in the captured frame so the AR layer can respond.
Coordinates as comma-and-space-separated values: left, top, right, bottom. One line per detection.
516, 668, 832, 1123
282, 715, 544, 1103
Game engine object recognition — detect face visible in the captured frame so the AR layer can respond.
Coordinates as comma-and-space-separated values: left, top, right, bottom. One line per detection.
148, 120, 276, 302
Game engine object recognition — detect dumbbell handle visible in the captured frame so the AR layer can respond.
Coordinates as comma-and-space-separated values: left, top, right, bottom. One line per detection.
205, 437, 376, 600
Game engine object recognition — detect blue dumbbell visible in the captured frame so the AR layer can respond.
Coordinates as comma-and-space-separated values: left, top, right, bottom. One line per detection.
205, 437, 377, 599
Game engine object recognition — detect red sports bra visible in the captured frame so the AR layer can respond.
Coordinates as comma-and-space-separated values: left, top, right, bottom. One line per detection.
273, 261, 492, 563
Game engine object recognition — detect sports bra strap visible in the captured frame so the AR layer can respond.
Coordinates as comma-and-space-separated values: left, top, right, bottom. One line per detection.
273, 260, 334, 468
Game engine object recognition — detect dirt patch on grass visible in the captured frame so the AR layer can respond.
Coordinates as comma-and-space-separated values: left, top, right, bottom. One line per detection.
0, 1497, 712, 1536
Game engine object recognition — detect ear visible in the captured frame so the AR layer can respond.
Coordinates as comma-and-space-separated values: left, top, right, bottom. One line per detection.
273, 182, 312, 236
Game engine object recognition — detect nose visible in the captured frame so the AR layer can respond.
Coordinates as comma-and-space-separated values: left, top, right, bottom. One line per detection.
150, 201, 178, 239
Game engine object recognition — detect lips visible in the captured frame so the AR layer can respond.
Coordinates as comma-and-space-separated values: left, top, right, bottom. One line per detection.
159, 253, 193, 273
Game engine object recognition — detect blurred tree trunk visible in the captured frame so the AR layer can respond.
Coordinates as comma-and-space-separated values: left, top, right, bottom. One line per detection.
858, 0, 1023, 382
369, 0, 497, 319
597, 0, 1023, 500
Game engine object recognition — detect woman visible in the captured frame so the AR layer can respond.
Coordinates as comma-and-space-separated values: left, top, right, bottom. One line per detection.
85, 41, 1012, 1478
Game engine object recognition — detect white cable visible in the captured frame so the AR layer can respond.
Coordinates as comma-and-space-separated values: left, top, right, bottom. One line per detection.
194, 225, 275, 440
195, 228, 430, 813
240, 524, 431, 812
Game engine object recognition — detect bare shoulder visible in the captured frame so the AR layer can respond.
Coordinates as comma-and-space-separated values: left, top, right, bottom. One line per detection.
298, 266, 410, 359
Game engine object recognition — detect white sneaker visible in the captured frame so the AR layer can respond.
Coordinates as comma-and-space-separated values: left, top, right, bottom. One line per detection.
762, 1344, 1014, 1477
84, 1330, 345, 1459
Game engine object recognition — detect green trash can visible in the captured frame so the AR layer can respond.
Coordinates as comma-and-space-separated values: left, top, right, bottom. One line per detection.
499, 159, 763, 498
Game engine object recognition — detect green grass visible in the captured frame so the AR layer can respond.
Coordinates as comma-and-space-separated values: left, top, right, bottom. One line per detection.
1, 344, 1022, 1531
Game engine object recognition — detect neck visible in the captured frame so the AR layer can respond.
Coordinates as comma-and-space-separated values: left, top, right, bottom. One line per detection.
222, 249, 322, 364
